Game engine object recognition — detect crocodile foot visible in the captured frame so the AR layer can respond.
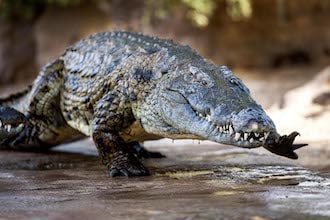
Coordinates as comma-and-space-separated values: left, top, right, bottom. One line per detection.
108, 153, 150, 177
263, 131, 308, 159
129, 141, 166, 159
0, 107, 27, 145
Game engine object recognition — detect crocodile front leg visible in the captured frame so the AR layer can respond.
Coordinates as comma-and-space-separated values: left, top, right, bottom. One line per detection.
128, 141, 165, 159
93, 132, 149, 176
92, 93, 149, 177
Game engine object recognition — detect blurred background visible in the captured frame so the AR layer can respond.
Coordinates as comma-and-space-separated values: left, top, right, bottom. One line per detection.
0, 0, 329, 166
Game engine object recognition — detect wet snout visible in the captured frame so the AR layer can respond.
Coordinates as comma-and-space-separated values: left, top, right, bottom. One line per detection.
232, 104, 276, 133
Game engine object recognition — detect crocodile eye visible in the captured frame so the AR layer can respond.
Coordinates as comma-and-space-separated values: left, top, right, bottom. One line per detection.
229, 78, 237, 85
201, 80, 208, 86
229, 78, 250, 93
161, 69, 168, 74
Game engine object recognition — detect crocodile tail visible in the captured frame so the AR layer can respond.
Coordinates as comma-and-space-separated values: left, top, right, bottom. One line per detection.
0, 85, 32, 107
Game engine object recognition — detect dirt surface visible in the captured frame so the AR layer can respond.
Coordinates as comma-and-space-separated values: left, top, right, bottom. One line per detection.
0, 139, 329, 220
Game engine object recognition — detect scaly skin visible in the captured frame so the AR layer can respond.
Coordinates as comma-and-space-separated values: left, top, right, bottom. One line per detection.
0, 31, 307, 177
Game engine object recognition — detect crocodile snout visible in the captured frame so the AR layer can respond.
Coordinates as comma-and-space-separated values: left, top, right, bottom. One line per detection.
234, 106, 275, 132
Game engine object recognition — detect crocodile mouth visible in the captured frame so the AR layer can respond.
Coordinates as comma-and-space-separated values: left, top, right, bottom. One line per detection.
162, 89, 272, 147
192, 109, 271, 147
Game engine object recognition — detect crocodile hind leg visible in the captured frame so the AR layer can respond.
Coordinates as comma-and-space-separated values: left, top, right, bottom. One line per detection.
0, 59, 84, 150
0, 105, 83, 150
0, 106, 44, 150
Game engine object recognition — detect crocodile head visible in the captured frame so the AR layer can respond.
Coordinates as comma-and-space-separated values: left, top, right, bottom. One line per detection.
154, 64, 279, 149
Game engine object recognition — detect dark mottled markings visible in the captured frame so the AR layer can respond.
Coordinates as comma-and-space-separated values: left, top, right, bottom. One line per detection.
133, 68, 153, 81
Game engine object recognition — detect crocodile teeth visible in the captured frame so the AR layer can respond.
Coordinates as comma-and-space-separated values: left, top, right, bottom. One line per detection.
259, 137, 265, 141
264, 132, 270, 140
234, 132, 241, 141
206, 115, 211, 122
229, 125, 234, 135
249, 138, 254, 143
5, 125, 11, 132
254, 133, 259, 137
17, 123, 24, 132
0, 120, 2, 127
219, 126, 223, 133
244, 133, 248, 141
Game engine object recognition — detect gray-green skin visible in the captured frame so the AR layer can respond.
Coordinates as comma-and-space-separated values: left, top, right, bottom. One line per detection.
0, 31, 306, 177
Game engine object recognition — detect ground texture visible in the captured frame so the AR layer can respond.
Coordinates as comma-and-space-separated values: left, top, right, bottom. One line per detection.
0, 138, 329, 220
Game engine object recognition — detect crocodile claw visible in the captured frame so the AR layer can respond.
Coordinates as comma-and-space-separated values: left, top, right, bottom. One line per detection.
263, 131, 308, 159
108, 154, 150, 177
129, 141, 166, 159
0, 107, 27, 142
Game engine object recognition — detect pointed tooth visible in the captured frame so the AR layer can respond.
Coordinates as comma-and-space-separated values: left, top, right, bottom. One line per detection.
5, 124, 11, 132
249, 138, 254, 143
265, 132, 270, 140
244, 133, 248, 140
206, 115, 211, 122
234, 132, 241, 141
0, 120, 2, 127
219, 126, 223, 133
229, 126, 234, 135
254, 133, 259, 137
240, 137, 244, 141
259, 137, 265, 141
16, 123, 24, 132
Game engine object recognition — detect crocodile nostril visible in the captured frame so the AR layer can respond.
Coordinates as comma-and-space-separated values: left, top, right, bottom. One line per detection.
205, 108, 211, 115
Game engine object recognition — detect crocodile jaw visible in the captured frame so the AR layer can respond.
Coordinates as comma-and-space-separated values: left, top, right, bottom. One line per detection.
159, 90, 277, 149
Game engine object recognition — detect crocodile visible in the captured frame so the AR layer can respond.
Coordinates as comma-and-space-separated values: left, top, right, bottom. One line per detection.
0, 31, 307, 177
